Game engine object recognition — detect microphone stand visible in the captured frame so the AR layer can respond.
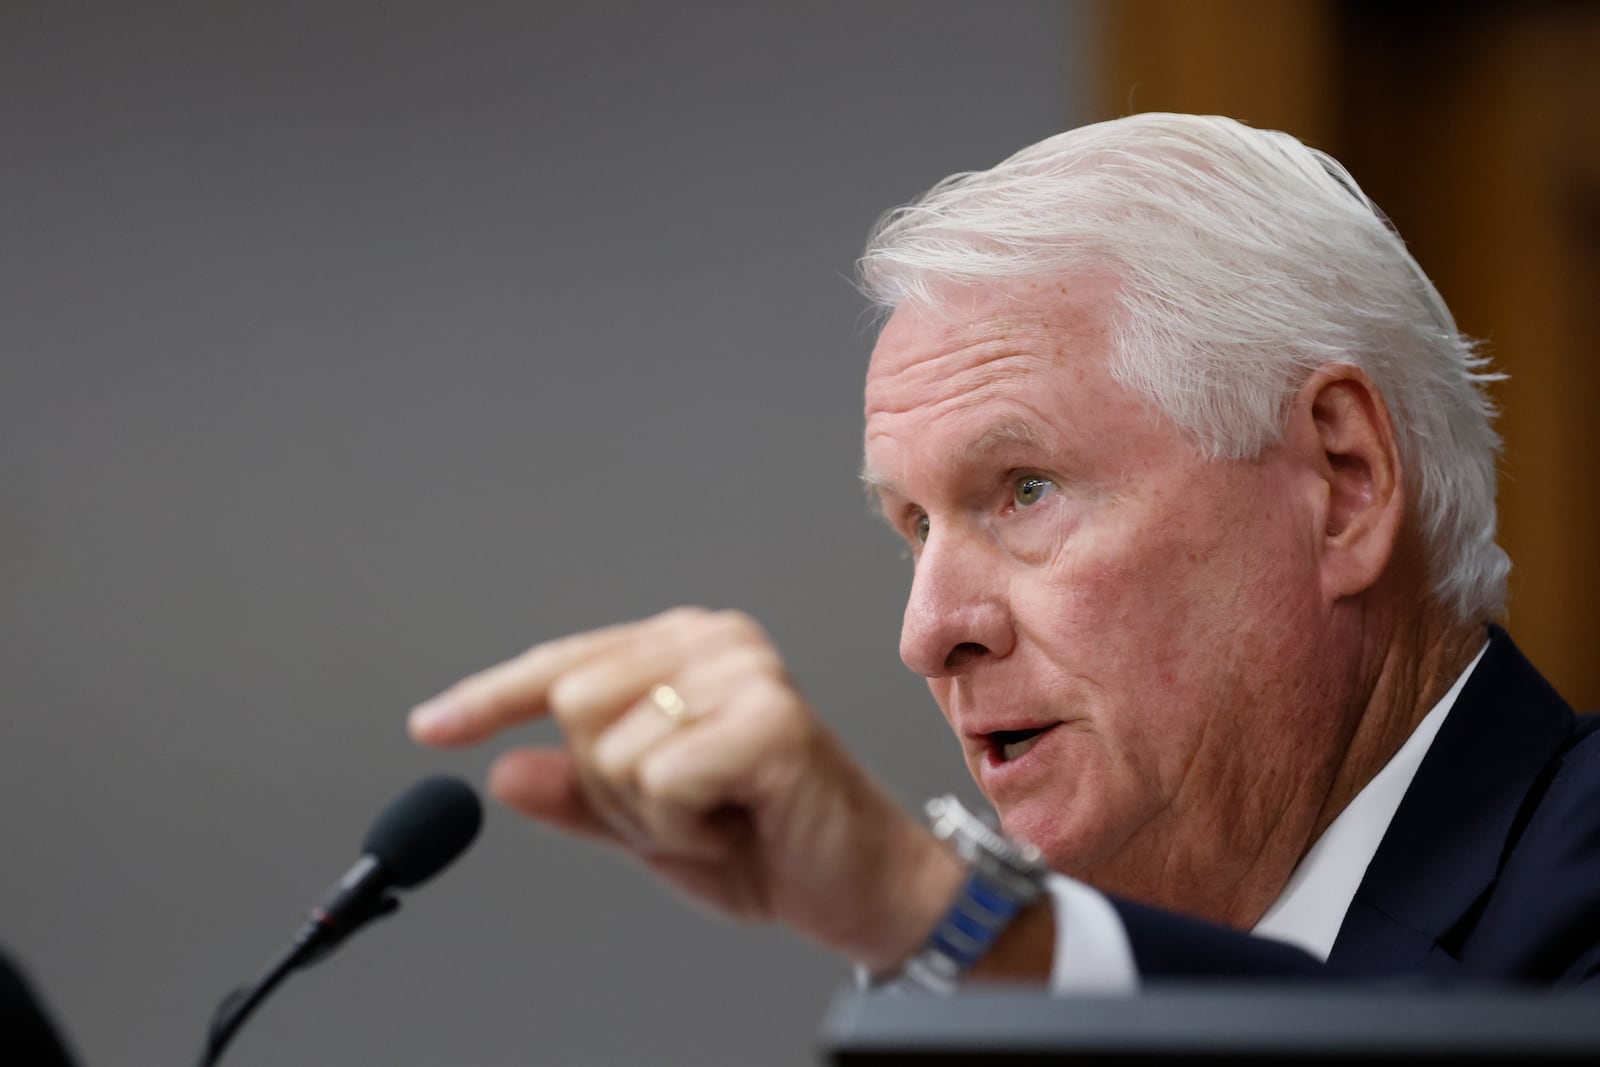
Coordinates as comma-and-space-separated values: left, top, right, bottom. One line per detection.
194, 894, 399, 1067
192, 775, 480, 1066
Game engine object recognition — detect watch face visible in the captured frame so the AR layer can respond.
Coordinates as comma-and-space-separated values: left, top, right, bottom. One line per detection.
928, 796, 1048, 879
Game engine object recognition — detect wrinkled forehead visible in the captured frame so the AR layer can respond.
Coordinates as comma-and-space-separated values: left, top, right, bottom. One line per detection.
865, 275, 1121, 395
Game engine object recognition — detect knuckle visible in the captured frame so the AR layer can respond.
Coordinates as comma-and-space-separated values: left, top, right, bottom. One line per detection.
710, 608, 768, 644
746, 669, 796, 705
545, 674, 589, 723
728, 642, 785, 681
744, 676, 810, 737
655, 605, 710, 628
590, 736, 633, 785
518, 637, 556, 666
686, 642, 784, 688
634, 750, 688, 808
753, 642, 787, 675
652, 606, 716, 658
544, 675, 575, 713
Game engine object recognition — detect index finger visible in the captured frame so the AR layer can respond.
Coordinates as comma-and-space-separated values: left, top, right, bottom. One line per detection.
408, 620, 642, 747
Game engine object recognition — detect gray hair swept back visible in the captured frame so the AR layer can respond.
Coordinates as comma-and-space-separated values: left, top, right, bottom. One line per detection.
859, 112, 1508, 624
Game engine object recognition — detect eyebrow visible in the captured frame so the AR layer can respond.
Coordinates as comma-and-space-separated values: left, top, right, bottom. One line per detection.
859, 416, 1052, 507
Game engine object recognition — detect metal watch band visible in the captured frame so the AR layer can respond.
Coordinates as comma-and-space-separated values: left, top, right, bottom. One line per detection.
875, 795, 1049, 995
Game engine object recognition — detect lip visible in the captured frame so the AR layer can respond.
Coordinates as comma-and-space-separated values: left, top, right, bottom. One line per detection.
960, 716, 1059, 746
976, 721, 1067, 791
958, 713, 1064, 763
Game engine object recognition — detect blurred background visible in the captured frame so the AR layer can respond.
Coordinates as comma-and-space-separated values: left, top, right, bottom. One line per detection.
1, 2, 1594, 1065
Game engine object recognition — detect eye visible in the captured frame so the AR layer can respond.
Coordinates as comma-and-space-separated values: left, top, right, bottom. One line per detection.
1013, 475, 1053, 507
913, 512, 930, 543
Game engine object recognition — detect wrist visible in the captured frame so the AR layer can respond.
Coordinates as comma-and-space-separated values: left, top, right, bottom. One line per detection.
965, 894, 1056, 983
869, 796, 1053, 993
855, 821, 968, 975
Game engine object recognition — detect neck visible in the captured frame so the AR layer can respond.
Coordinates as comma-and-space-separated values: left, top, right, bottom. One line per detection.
1071, 600, 1488, 930
1307, 608, 1487, 847
1209, 603, 1485, 929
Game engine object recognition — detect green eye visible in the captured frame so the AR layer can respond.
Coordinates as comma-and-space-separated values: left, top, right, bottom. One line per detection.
914, 514, 930, 543
1015, 476, 1051, 506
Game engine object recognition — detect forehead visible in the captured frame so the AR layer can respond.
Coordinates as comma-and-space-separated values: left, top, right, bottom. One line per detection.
862, 278, 1130, 486
865, 278, 1114, 392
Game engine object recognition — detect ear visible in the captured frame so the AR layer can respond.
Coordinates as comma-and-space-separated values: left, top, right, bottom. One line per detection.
1288, 365, 1406, 603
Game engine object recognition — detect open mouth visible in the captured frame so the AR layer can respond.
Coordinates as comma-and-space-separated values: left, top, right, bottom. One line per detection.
990, 726, 1051, 763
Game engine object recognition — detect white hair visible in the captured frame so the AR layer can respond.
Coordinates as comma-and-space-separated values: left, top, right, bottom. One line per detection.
859, 112, 1507, 624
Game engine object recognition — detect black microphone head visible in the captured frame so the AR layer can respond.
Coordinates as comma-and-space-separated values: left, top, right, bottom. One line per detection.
362, 775, 483, 889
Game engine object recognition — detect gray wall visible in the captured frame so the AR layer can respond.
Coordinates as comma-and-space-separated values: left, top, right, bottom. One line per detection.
0, 3, 1087, 1064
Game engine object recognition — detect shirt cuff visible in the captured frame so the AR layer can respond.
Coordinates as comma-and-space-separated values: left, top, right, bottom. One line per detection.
1045, 873, 1140, 994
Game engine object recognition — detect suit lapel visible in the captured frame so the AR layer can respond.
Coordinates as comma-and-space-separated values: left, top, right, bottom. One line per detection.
1328, 627, 1574, 975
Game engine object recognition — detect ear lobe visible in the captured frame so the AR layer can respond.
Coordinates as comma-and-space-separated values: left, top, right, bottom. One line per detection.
1298, 366, 1405, 601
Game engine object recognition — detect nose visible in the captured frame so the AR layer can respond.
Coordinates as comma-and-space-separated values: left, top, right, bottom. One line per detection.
899, 527, 1014, 678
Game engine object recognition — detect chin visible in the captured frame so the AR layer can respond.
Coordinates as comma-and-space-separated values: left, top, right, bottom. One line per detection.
998, 799, 1088, 870
995, 796, 1121, 875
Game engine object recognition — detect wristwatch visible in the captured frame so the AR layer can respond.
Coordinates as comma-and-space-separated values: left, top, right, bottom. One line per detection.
877, 795, 1051, 994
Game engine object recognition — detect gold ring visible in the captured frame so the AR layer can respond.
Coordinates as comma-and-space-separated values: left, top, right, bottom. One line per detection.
649, 683, 692, 725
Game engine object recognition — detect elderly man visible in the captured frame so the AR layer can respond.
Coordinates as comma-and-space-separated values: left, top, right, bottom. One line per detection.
409, 114, 1600, 990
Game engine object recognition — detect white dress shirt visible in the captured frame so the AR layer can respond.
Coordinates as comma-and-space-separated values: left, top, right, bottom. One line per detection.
1045, 643, 1489, 993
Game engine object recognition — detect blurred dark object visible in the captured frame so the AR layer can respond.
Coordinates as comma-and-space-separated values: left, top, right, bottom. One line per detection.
822, 984, 1600, 1064
0, 948, 77, 1067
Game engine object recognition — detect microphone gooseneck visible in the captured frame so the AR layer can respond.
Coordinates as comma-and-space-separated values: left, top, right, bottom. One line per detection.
195, 776, 483, 1067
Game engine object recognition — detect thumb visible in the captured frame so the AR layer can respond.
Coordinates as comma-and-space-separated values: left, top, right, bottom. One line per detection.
489, 746, 618, 844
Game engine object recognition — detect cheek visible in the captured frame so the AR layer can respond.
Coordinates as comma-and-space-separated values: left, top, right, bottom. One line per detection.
1016, 500, 1279, 751
1028, 529, 1223, 670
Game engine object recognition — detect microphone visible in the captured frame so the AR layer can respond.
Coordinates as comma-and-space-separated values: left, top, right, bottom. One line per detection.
303, 774, 483, 956
196, 776, 483, 1067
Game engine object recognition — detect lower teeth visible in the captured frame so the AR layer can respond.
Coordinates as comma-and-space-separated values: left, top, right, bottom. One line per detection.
1002, 735, 1041, 761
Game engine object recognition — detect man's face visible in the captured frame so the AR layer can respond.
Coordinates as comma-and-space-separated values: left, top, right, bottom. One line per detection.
862, 278, 1352, 910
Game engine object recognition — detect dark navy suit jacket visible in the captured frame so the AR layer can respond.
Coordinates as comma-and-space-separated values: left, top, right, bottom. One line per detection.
1110, 626, 1600, 986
